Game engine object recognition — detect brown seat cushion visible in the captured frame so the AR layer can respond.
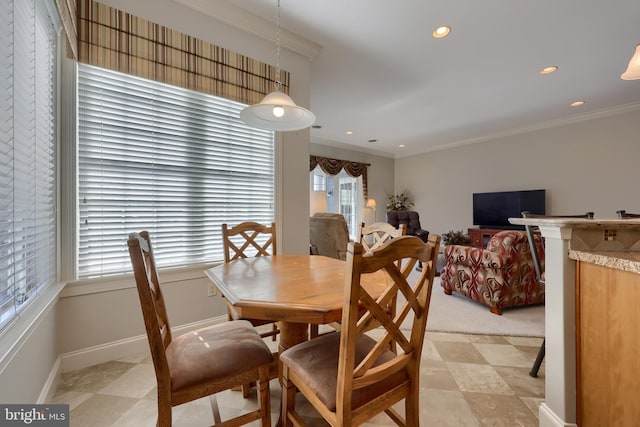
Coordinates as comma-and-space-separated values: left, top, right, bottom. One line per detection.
166, 320, 273, 393
280, 331, 408, 411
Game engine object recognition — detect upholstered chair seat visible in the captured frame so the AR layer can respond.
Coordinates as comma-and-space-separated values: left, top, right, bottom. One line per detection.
280, 331, 406, 411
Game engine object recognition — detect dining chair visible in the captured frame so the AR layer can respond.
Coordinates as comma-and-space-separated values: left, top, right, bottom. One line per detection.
280, 234, 441, 426
311, 222, 409, 340
617, 209, 640, 219
358, 222, 407, 254
222, 222, 279, 341
127, 231, 273, 427
521, 210, 594, 378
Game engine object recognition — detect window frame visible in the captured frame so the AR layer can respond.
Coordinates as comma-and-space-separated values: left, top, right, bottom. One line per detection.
0, 0, 61, 333
76, 64, 276, 279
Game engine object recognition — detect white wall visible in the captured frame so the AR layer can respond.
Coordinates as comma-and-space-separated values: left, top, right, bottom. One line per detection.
395, 108, 640, 236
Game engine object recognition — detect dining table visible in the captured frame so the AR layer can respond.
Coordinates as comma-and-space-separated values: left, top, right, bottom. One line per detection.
204, 254, 390, 354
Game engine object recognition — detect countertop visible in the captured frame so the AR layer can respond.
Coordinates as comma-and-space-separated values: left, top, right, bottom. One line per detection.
569, 250, 640, 275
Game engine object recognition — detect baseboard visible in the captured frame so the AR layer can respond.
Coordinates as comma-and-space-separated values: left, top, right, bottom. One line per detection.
59, 316, 226, 373
38, 356, 62, 403
539, 403, 578, 427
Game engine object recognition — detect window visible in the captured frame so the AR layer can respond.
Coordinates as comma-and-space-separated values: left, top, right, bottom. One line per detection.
0, 0, 59, 330
310, 167, 362, 238
77, 65, 275, 278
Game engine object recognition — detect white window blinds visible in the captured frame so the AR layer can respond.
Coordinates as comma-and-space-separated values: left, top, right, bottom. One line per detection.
77, 64, 275, 278
0, 0, 58, 330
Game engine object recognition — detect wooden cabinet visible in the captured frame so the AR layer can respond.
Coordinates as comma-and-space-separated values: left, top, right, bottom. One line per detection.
467, 228, 504, 248
576, 261, 640, 427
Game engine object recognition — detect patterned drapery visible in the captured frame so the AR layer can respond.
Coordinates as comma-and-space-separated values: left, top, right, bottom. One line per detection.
77, 0, 289, 104
309, 155, 369, 199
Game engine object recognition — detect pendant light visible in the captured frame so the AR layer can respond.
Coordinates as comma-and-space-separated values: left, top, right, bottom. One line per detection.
621, 44, 640, 80
240, 0, 315, 131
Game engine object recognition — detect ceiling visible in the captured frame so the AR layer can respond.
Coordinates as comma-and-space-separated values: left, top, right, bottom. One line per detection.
180, 0, 640, 157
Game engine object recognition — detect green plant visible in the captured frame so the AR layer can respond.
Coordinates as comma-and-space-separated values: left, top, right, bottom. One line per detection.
386, 192, 415, 211
442, 230, 471, 245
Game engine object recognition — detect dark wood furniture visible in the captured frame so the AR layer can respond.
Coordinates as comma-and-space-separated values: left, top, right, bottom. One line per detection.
467, 227, 505, 248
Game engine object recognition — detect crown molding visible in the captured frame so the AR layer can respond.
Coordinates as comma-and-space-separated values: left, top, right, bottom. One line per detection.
397, 102, 640, 158
172, 0, 322, 60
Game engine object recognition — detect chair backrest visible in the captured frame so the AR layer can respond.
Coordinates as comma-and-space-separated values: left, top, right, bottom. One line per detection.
521, 211, 594, 283
385, 210, 422, 235
222, 222, 276, 262
309, 213, 351, 260
127, 231, 172, 383
337, 234, 440, 417
358, 221, 407, 254
617, 210, 640, 219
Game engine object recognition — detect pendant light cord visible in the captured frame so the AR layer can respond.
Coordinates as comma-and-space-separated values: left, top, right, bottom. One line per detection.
275, 0, 282, 91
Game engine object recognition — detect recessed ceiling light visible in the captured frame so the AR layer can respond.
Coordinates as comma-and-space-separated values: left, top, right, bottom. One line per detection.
539, 66, 558, 75
398, 144, 405, 148
345, 130, 354, 135
432, 26, 451, 39
570, 101, 586, 107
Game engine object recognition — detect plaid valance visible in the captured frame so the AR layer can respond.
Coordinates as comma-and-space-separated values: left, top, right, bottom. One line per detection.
77, 0, 288, 104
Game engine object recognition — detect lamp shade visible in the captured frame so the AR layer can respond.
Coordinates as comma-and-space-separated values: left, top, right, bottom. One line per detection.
310, 191, 328, 215
366, 198, 377, 209
621, 44, 640, 80
240, 91, 316, 131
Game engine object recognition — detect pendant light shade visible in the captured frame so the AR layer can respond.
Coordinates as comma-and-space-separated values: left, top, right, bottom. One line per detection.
240, 91, 315, 131
240, 0, 316, 131
621, 44, 640, 80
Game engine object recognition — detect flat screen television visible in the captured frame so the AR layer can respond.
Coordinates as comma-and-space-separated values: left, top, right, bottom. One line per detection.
473, 189, 545, 229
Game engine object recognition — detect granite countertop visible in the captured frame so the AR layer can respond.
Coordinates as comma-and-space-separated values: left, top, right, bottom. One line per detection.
569, 250, 640, 275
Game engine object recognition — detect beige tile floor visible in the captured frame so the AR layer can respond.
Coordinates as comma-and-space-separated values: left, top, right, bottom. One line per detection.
51, 331, 544, 427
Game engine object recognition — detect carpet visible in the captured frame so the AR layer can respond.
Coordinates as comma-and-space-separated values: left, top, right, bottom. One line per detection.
424, 277, 545, 337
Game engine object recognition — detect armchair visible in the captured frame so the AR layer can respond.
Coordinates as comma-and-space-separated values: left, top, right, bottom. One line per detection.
310, 212, 351, 260
386, 210, 429, 242
440, 230, 545, 315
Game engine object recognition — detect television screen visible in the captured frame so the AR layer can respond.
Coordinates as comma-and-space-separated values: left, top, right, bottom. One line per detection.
473, 189, 545, 228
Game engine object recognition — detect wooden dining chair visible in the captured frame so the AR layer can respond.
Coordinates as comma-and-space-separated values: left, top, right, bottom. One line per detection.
358, 222, 407, 254
222, 222, 279, 341
311, 222, 409, 340
280, 234, 441, 426
127, 231, 273, 427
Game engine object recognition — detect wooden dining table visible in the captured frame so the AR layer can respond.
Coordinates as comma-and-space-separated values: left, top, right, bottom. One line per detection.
204, 254, 390, 353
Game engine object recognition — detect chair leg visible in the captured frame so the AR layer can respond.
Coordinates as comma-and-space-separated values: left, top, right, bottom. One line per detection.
157, 391, 172, 427
529, 339, 545, 378
489, 306, 502, 315
309, 324, 319, 338
209, 395, 222, 425
257, 366, 272, 427
281, 366, 297, 427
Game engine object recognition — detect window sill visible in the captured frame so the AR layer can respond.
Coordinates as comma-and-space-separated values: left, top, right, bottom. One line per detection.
61, 262, 224, 298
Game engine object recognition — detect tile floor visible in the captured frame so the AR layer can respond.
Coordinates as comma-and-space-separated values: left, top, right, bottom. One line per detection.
51, 330, 544, 426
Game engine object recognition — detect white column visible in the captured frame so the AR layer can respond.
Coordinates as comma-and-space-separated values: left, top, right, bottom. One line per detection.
538, 225, 577, 427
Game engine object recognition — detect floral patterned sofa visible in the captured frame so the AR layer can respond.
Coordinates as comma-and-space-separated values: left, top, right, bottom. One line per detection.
440, 230, 545, 315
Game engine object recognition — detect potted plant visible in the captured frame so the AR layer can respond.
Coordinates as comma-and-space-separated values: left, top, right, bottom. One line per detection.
442, 230, 471, 246
386, 192, 415, 211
